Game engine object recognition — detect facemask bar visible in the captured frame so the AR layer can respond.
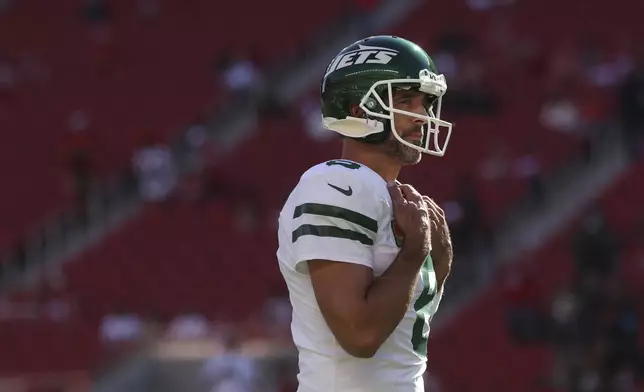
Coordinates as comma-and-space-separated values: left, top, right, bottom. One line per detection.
358, 70, 453, 157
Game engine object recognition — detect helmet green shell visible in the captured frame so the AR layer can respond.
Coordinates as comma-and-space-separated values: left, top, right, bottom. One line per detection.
321, 35, 440, 121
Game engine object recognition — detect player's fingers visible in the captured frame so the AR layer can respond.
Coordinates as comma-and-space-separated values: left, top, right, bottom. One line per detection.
424, 199, 439, 219
427, 206, 440, 231
423, 196, 445, 219
400, 184, 423, 204
387, 183, 407, 208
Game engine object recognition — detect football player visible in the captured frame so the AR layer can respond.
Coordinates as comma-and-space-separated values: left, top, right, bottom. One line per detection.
276, 35, 454, 392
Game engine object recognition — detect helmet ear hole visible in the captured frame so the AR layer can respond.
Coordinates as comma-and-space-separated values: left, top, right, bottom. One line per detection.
350, 104, 365, 118
364, 98, 378, 111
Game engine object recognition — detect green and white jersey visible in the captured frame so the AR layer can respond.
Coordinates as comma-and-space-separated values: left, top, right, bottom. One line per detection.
276, 159, 443, 392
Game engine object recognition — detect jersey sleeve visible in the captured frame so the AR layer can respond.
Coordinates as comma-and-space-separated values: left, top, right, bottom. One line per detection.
286, 169, 383, 274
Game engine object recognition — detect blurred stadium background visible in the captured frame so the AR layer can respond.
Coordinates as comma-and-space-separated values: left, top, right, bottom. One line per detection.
0, 0, 643, 391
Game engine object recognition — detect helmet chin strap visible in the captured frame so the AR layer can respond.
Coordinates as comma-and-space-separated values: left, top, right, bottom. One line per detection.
344, 99, 390, 145
360, 119, 391, 144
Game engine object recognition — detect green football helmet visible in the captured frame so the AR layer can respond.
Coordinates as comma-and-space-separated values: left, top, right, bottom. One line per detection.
321, 35, 452, 157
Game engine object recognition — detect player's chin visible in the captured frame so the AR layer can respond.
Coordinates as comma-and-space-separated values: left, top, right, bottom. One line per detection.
400, 148, 422, 166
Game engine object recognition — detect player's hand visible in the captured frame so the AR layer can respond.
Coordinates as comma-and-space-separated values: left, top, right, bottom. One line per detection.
422, 196, 453, 287
387, 183, 431, 261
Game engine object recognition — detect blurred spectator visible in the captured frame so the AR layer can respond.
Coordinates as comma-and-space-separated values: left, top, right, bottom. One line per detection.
445, 175, 487, 251
446, 55, 500, 116
541, 81, 608, 165
428, 28, 472, 82
202, 334, 258, 392
601, 290, 642, 385
513, 143, 545, 204
184, 117, 210, 171
579, 36, 632, 89
198, 148, 264, 233
512, 143, 541, 180
480, 138, 510, 182
215, 48, 263, 104
0, 280, 74, 322
572, 211, 619, 290
178, 128, 211, 201
504, 261, 545, 344
199, 146, 231, 202
540, 91, 582, 135
432, 50, 458, 81
166, 312, 211, 340
541, 203, 644, 391
36, 274, 75, 322
618, 58, 644, 160
558, 285, 644, 391
132, 133, 178, 203
262, 289, 291, 328
300, 96, 334, 143
61, 110, 97, 226
223, 58, 259, 93
606, 297, 644, 380
198, 148, 255, 207
549, 285, 582, 390
100, 309, 145, 344
261, 284, 292, 341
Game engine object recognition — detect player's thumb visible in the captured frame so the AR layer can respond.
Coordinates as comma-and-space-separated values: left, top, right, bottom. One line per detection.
387, 182, 405, 207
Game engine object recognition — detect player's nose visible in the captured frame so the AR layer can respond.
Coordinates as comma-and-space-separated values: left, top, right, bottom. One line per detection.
412, 113, 428, 125
411, 104, 429, 124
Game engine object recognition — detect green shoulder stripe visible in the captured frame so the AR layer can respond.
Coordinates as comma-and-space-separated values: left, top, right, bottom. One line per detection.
292, 224, 374, 246
293, 203, 378, 233
325, 160, 361, 169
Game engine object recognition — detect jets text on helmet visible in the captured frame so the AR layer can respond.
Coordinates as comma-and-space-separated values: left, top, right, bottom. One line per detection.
325, 45, 399, 76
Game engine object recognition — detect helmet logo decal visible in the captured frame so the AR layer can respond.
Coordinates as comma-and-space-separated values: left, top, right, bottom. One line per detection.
325, 45, 399, 77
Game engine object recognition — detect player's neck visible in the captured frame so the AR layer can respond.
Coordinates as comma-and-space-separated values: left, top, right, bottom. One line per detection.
341, 142, 401, 183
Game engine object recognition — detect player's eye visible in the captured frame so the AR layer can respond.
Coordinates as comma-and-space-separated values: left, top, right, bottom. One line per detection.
423, 95, 438, 112
394, 94, 416, 105
423, 95, 437, 107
